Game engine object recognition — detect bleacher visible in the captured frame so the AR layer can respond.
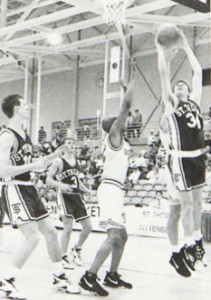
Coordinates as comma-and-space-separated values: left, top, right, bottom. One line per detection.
125, 181, 167, 206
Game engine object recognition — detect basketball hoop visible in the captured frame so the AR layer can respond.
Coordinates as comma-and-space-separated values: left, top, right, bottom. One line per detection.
101, 0, 126, 26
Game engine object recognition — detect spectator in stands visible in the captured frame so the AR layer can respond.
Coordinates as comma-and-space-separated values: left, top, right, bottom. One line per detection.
78, 144, 91, 162
83, 125, 91, 140
128, 167, 141, 184
208, 106, 211, 118
149, 191, 168, 210
133, 109, 142, 138
147, 130, 155, 145
38, 126, 47, 143
126, 111, 135, 138
138, 164, 150, 181
153, 130, 161, 147
132, 151, 147, 169
145, 142, 159, 165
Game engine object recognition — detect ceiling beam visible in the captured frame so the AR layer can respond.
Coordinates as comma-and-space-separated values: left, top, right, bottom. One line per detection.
5, 0, 41, 41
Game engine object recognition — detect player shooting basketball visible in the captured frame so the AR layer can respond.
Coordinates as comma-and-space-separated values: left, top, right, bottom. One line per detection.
155, 23, 208, 277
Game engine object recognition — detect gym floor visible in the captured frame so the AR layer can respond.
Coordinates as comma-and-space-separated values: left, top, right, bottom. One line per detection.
0, 225, 210, 300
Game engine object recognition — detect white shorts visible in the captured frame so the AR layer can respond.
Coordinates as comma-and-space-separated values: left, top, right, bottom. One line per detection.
97, 182, 126, 230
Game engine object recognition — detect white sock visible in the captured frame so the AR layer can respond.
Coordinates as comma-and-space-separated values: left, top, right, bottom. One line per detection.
194, 230, 203, 241
171, 244, 181, 253
52, 261, 64, 276
184, 236, 195, 246
4, 266, 20, 280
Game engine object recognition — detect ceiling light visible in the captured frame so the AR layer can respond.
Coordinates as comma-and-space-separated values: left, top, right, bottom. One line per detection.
47, 32, 63, 45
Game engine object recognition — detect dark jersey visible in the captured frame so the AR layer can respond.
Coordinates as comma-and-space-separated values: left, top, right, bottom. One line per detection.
168, 99, 205, 151
56, 157, 81, 193
1, 128, 33, 181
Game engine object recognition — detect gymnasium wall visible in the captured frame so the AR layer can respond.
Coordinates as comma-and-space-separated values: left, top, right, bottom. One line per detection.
0, 46, 210, 142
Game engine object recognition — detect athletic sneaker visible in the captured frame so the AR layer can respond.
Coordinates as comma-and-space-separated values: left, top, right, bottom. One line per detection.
62, 254, 75, 270
71, 246, 82, 266
79, 271, 109, 296
169, 251, 191, 277
53, 273, 81, 294
195, 239, 208, 267
0, 277, 26, 299
104, 272, 132, 289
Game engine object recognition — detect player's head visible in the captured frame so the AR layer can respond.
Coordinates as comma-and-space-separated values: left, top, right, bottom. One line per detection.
101, 116, 117, 133
173, 80, 191, 98
2, 94, 30, 119
65, 138, 76, 153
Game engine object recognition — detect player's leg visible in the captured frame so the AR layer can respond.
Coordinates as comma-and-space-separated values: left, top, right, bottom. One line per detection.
37, 217, 80, 294
192, 187, 207, 266
60, 215, 73, 256
0, 222, 40, 299
59, 215, 76, 269
104, 227, 132, 289
167, 203, 191, 277
72, 217, 92, 266
79, 230, 113, 297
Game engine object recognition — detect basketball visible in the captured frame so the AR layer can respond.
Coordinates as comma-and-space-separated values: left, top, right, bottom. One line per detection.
156, 23, 182, 47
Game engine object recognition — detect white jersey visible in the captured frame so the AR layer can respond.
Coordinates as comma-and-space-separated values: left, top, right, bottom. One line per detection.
101, 135, 130, 186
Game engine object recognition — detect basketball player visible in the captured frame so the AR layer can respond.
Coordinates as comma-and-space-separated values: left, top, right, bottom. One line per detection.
156, 26, 207, 277
46, 138, 92, 268
0, 95, 80, 299
79, 71, 136, 296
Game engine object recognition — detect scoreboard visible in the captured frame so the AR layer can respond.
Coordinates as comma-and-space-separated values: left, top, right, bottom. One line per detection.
172, 0, 210, 12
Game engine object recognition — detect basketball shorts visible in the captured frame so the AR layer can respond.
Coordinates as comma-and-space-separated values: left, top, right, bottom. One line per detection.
97, 182, 126, 230
58, 192, 89, 222
1, 184, 49, 226
168, 154, 206, 191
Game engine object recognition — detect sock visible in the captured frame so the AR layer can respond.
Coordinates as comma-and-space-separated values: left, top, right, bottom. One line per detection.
4, 265, 20, 280
194, 230, 203, 242
184, 236, 195, 247
171, 244, 181, 253
52, 261, 64, 276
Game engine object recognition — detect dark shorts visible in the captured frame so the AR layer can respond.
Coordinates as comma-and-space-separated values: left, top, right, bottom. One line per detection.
59, 193, 89, 222
169, 154, 206, 191
2, 184, 49, 226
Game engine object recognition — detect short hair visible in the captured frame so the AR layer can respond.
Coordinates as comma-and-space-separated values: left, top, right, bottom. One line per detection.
101, 116, 117, 133
2, 94, 22, 118
173, 80, 191, 93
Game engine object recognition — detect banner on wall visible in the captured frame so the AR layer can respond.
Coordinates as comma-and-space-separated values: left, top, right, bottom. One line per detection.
52, 203, 170, 238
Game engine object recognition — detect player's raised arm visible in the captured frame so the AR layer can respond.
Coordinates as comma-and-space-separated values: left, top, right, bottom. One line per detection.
109, 70, 136, 148
179, 32, 202, 104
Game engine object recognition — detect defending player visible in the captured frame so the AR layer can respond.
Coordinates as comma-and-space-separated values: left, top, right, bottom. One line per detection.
79, 69, 136, 296
156, 24, 207, 277
0, 95, 80, 299
46, 138, 92, 268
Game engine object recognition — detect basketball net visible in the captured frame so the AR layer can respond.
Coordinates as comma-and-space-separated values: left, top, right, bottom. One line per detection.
101, 0, 126, 26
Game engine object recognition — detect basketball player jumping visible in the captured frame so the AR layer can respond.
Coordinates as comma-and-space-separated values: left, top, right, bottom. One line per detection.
46, 138, 92, 268
0, 95, 80, 299
79, 69, 136, 296
156, 26, 207, 277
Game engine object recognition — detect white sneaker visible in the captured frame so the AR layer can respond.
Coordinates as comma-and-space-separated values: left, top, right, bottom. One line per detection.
71, 246, 82, 266
0, 277, 26, 299
62, 255, 75, 270
53, 273, 81, 294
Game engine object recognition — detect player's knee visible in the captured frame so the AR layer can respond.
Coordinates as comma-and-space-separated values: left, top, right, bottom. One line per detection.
112, 231, 127, 248
85, 221, 92, 233
28, 233, 40, 248
45, 225, 58, 239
